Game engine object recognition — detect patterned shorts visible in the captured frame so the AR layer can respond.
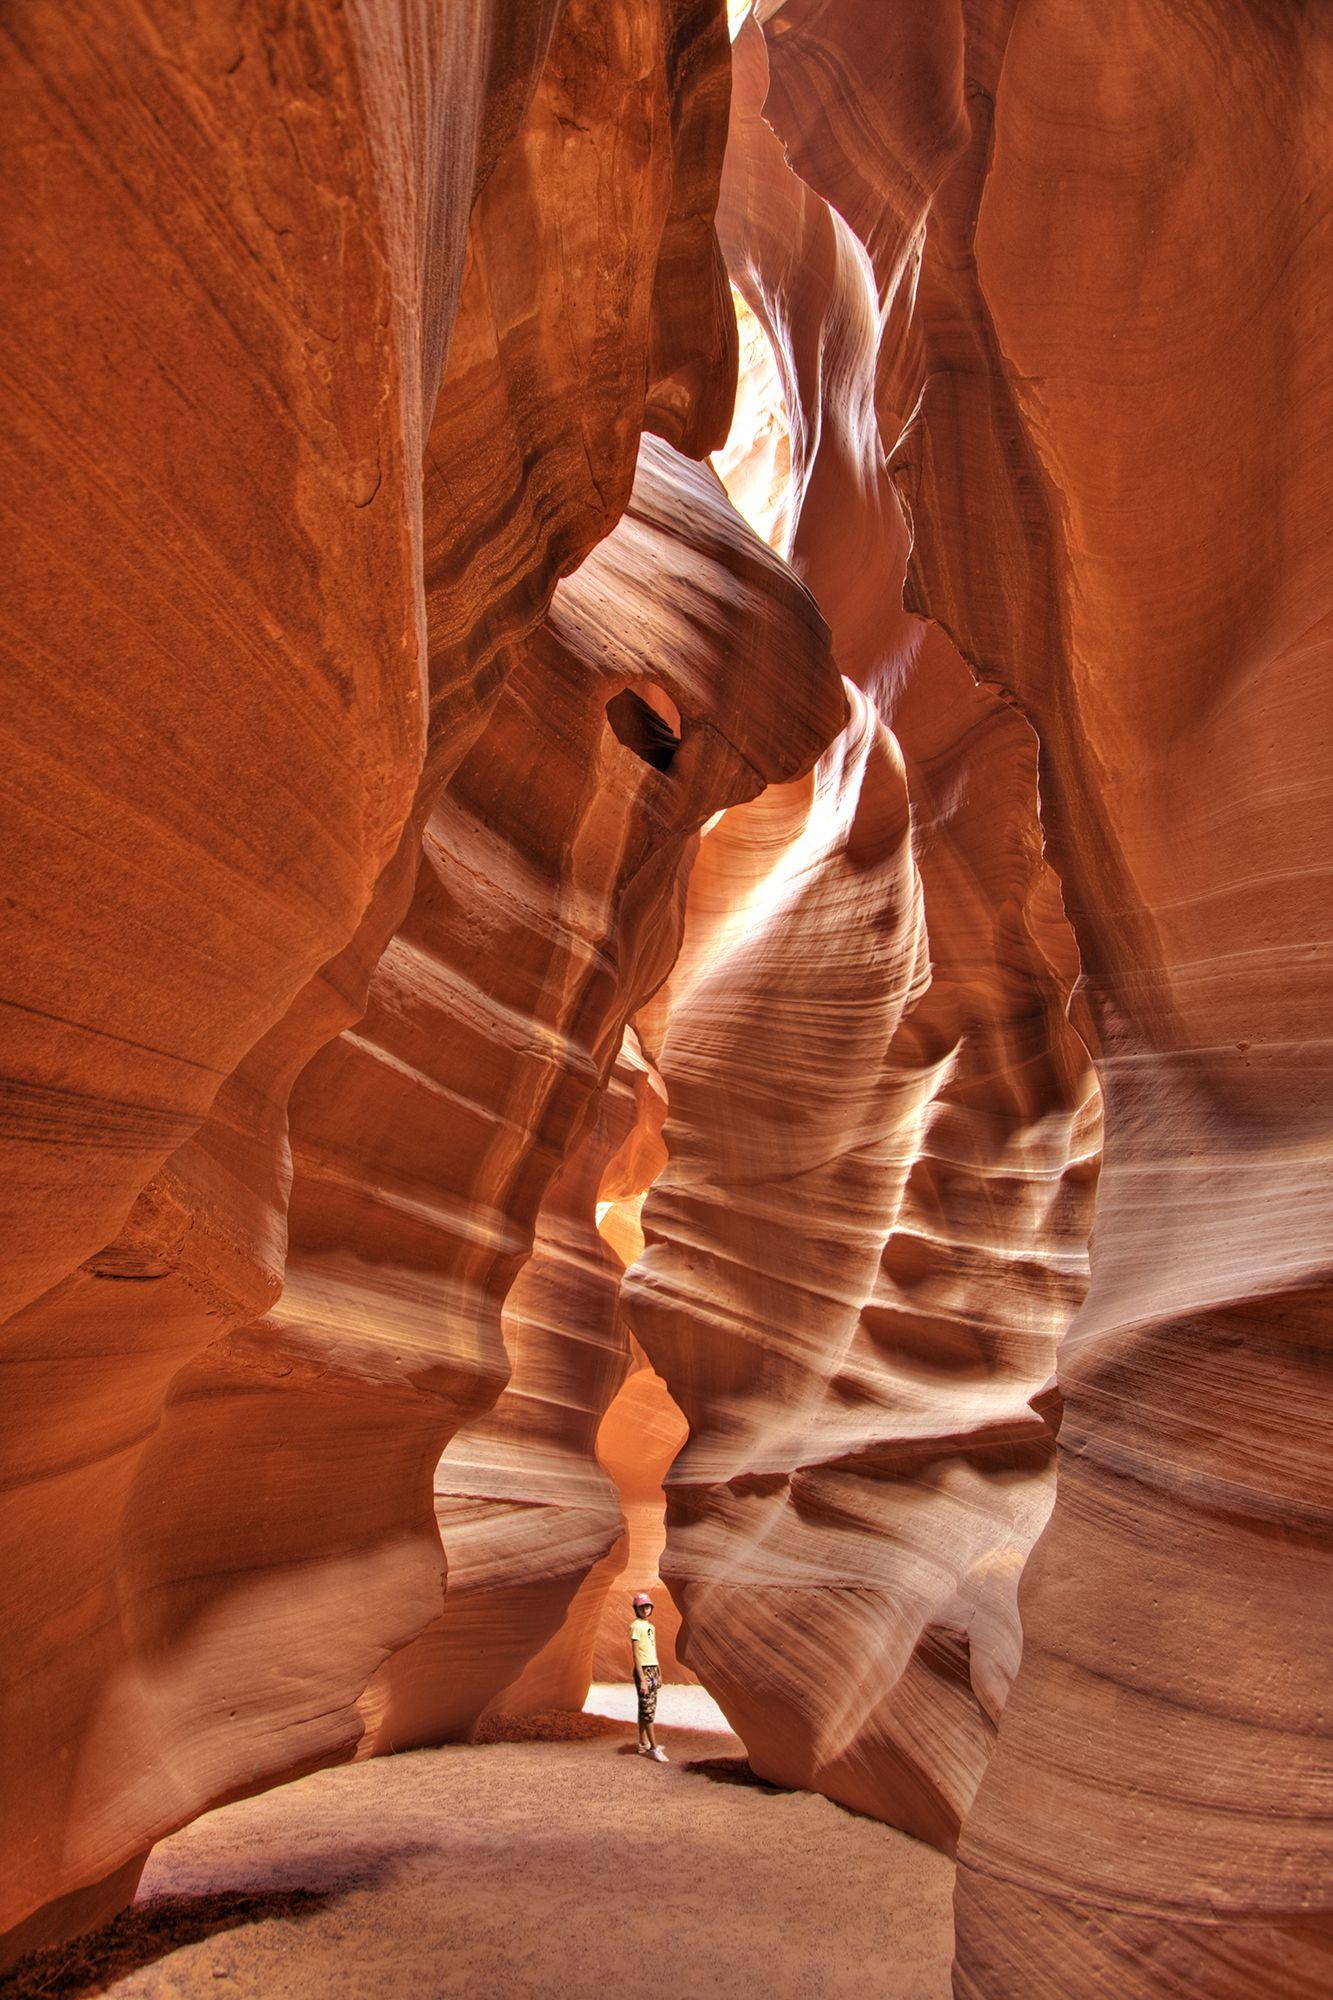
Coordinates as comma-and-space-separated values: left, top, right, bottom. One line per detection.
634, 1665, 661, 1725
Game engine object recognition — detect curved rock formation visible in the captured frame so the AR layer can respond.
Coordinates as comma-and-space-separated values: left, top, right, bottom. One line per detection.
624, 11, 1097, 1853
363, 1034, 693, 1736
345, 435, 841, 1753
588, 1341, 694, 1686
0, 2, 756, 1960
353, 1051, 647, 1750
4, 6, 1327, 1993
755, 0, 1333, 1991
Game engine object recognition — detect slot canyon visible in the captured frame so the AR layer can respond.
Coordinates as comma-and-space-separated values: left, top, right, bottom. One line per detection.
1, 3, 1328, 1997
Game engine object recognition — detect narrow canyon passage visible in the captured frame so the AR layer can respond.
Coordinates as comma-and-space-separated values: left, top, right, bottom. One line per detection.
2, 1690, 953, 2000
2, 5, 1329, 1999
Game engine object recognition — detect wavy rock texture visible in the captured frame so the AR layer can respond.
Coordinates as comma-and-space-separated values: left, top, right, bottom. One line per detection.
365, 1035, 693, 1738
756, 1, 1333, 1992
353, 1050, 645, 1751
587, 1337, 694, 1685
346, 437, 841, 1753
623, 12, 1097, 1852
0, 1, 752, 1961
5, 7, 1325, 1993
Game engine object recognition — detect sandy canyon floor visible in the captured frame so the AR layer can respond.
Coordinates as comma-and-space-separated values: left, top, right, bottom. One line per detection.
10, 1687, 954, 1999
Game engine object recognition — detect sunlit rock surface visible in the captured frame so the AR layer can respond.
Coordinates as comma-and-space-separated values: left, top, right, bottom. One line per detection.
353, 1052, 645, 1751
587, 1341, 694, 1686
3, 5, 1326, 1993
623, 11, 1097, 1853
755, 1, 1333, 1992
349, 443, 842, 1751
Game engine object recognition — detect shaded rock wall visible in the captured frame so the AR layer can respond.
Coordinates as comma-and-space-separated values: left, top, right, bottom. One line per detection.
754, 1, 1333, 1992
350, 1047, 644, 1750
0, 0, 764, 1961
347, 439, 842, 1751
623, 13, 1098, 1852
4, 6, 1326, 1994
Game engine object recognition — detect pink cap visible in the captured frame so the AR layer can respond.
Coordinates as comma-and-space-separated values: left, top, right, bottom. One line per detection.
631, 1591, 654, 1609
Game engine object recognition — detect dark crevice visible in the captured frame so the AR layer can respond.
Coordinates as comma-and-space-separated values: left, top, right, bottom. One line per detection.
606, 688, 682, 772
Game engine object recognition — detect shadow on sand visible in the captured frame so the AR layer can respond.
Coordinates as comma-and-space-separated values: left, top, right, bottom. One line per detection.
0, 1888, 332, 1999
684, 1756, 797, 1796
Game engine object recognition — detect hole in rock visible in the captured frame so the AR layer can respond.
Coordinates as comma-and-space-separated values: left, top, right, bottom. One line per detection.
605, 685, 682, 771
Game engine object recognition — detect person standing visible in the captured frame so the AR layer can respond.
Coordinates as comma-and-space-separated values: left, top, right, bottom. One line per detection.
629, 1591, 667, 1762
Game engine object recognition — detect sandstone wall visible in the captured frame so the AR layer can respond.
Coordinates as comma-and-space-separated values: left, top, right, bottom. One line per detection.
343, 438, 843, 1751
3, 8, 1326, 1994
0, 1, 764, 1961
756, 1, 1333, 1991
622, 13, 1098, 1851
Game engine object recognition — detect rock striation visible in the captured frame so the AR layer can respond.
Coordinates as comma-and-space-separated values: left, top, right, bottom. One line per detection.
753, 1, 1333, 1992
346, 440, 842, 1751
3, 5, 1328, 1994
0, 0, 781, 1961
623, 11, 1098, 1852
587, 1338, 694, 1687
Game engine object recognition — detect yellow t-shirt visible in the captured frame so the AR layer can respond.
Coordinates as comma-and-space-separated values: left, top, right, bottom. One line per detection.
630, 1617, 658, 1671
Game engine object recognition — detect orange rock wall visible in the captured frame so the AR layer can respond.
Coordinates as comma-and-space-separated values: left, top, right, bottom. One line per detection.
622, 13, 1098, 1852
588, 1345, 694, 1686
0, 1, 764, 1962
4, 7, 1327, 1994
344, 439, 841, 1750
756, 1, 1333, 1992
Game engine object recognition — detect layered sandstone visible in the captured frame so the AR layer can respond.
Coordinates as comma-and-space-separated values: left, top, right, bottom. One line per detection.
0, 2, 762, 1960
349, 438, 840, 1751
587, 1341, 693, 1686
623, 13, 1098, 1851
756, 1, 1333, 1992
373, 1043, 694, 1728
3, 6, 1326, 1995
